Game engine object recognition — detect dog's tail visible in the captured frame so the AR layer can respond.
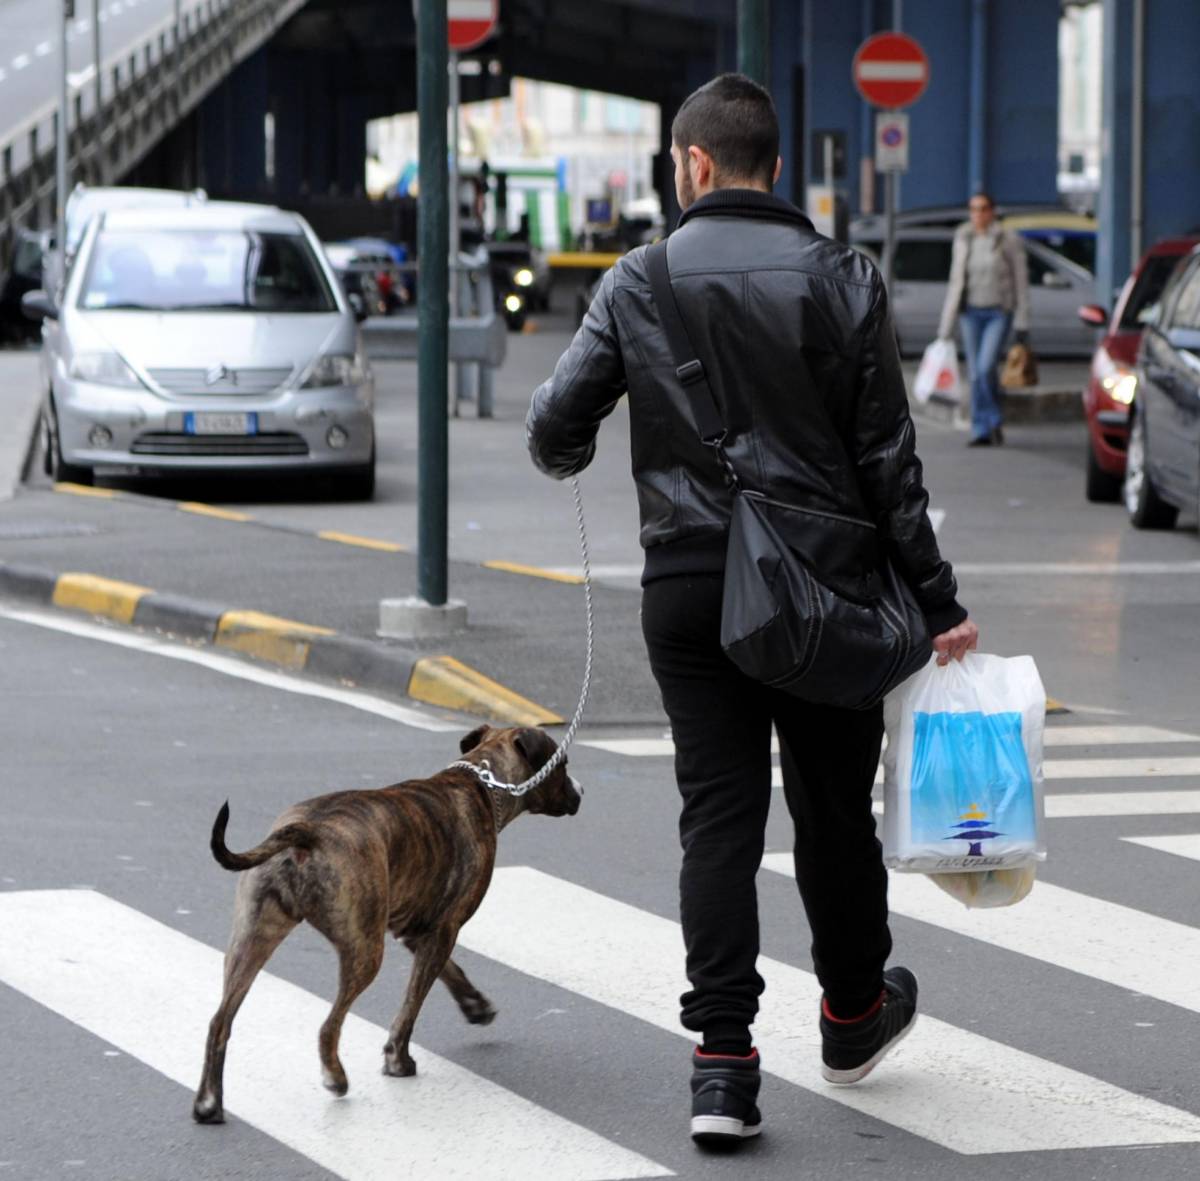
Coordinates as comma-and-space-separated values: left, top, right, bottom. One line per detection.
210, 801, 319, 872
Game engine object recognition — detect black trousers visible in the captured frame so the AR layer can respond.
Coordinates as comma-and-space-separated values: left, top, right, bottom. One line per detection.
642, 573, 891, 1039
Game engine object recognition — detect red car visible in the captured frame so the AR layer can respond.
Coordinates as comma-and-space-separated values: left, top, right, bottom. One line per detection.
1079, 236, 1200, 501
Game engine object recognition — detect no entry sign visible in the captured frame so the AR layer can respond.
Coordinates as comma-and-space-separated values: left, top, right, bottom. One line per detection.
448, 0, 498, 52
853, 32, 929, 109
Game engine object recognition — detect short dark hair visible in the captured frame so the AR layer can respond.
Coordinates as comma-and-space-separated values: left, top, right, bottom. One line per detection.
969, 190, 995, 209
671, 74, 779, 187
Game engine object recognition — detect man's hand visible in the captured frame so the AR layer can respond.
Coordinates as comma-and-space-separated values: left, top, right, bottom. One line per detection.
932, 618, 978, 666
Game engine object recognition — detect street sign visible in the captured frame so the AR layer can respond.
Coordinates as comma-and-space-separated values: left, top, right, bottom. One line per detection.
449, 0, 498, 52
852, 32, 929, 109
875, 111, 910, 173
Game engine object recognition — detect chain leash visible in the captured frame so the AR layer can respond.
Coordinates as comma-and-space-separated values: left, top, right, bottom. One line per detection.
450, 475, 594, 797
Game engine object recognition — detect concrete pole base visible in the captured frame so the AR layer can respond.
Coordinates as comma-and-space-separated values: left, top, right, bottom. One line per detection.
378, 596, 468, 640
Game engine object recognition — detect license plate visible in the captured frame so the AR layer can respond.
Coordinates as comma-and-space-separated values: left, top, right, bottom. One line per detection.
184, 412, 258, 435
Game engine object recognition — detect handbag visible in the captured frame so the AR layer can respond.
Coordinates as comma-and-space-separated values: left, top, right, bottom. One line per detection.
645, 239, 932, 710
1000, 342, 1038, 389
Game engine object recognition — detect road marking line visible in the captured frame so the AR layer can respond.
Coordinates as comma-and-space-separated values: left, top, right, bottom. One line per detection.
955, 560, 1200, 576
482, 560, 585, 584
52, 573, 150, 624
585, 725, 1200, 761
178, 502, 251, 522
216, 610, 335, 670
317, 530, 406, 552
0, 890, 672, 1181
53, 481, 117, 498
409, 655, 563, 726
0, 606, 460, 731
34, 41, 52, 58
12, 54, 31, 70
766, 854, 1200, 1018
546, 563, 642, 581
1044, 791, 1200, 818
460, 868, 1200, 1153
1121, 834, 1200, 862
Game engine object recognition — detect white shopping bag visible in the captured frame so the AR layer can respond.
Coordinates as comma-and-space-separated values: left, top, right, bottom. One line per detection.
882, 653, 1046, 881
913, 338, 961, 404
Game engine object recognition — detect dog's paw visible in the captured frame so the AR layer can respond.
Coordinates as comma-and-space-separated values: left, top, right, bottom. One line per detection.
192, 1095, 225, 1124
322, 1067, 349, 1096
382, 1043, 417, 1077
463, 996, 498, 1026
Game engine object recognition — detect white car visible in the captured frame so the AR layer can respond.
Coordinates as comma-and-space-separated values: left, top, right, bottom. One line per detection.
23, 201, 376, 496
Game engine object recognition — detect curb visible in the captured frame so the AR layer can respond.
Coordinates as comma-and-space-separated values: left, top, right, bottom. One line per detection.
0, 560, 563, 727
914, 387, 1082, 426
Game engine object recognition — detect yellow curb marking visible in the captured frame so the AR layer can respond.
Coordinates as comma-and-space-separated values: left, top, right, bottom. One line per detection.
52, 573, 151, 624
409, 655, 563, 726
216, 610, 335, 671
1046, 697, 1069, 715
53, 482, 117, 499
178, 502, 252, 522
318, 531, 407, 553
482, 560, 585, 585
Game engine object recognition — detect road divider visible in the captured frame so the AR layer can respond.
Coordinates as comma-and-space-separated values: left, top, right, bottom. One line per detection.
0, 560, 560, 726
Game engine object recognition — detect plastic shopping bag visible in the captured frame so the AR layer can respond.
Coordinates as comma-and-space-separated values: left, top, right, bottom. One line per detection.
882, 653, 1046, 902
913, 339, 961, 404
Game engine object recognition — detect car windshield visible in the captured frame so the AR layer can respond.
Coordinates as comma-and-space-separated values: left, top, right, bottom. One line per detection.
1119, 254, 1189, 332
77, 229, 337, 313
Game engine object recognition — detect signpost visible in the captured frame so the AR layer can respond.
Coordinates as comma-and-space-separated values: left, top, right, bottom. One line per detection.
853, 31, 929, 292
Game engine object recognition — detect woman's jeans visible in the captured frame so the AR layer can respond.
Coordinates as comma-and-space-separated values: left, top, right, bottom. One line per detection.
959, 306, 1012, 439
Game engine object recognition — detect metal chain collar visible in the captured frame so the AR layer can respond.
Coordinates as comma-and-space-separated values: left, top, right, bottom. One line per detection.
449, 475, 594, 798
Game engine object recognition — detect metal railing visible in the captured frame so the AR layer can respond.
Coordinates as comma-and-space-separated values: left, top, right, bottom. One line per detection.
0, 0, 308, 293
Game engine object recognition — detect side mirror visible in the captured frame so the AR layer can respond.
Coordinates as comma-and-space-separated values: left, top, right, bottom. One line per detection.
347, 292, 368, 323
21, 289, 58, 321
1077, 304, 1108, 328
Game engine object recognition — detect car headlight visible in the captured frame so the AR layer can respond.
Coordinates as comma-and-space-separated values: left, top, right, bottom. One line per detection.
1093, 347, 1137, 405
68, 351, 143, 389
301, 353, 366, 389
513, 267, 535, 288
1101, 370, 1138, 405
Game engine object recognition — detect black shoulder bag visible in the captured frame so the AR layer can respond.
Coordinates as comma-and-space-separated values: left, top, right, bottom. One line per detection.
645, 239, 931, 710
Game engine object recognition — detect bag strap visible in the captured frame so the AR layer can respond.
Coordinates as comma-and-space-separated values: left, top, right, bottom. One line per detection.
645, 239, 727, 447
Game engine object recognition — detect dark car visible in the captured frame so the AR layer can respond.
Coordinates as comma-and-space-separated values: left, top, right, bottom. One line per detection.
0, 228, 49, 343
1078, 236, 1200, 501
1125, 244, 1200, 530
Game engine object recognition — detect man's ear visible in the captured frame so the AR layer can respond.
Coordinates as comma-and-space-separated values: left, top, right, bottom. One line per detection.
688, 144, 712, 188
459, 724, 492, 753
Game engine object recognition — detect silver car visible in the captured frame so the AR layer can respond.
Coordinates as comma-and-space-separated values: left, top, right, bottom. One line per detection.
851, 226, 1098, 358
24, 201, 375, 497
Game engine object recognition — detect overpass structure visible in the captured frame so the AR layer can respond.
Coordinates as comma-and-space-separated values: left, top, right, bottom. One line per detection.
1, 0, 1198, 311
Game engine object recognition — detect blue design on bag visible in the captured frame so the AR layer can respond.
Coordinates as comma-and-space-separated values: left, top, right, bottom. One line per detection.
910, 711, 1035, 854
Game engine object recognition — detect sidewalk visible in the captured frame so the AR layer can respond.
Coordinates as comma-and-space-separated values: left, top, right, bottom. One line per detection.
903, 357, 1087, 427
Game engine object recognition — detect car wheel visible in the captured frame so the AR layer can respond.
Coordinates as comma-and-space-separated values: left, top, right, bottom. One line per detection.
341, 448, 375, 501
1124, 408, 1177, 529
1085, 438, 1123, 503
44, 402, 92, 486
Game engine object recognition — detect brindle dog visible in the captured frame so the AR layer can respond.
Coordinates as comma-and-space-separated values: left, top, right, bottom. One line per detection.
192, 723, 581, 1124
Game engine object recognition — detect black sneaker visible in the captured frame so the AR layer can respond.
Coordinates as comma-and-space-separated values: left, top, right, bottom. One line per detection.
820, 967, 918, 1085
689, 1047, 763, 1146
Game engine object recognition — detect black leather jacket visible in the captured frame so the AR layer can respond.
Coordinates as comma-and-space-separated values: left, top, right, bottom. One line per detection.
527, 188, 965, 634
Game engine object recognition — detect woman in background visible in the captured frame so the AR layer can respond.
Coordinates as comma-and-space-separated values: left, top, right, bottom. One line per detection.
937, 193, 1030, 446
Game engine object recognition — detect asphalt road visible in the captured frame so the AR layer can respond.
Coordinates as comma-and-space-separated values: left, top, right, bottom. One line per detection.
5, 315, 1200, 1178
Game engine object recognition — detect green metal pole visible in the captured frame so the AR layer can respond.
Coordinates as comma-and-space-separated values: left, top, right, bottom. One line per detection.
417, 0, 449, 606
737, 0, 769, 86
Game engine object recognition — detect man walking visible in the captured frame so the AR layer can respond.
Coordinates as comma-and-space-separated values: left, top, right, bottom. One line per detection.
526, 74, 977, 1148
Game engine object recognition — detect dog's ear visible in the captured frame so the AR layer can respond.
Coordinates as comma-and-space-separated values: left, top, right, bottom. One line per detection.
459, 724, 492, 753
513, 727, 555, 771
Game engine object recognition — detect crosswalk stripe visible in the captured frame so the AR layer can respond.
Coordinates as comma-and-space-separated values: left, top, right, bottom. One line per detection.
0, 890, 672, 1181
460, 868, 1200, 1154
772, 756, 1200, 790
1045, 791, 1200, 818
581, 725, 1200, 761
1121, 833, 1200, 862
764, 854, 1200, 1018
